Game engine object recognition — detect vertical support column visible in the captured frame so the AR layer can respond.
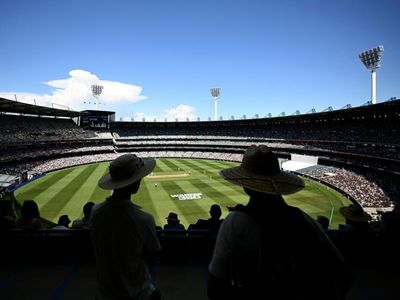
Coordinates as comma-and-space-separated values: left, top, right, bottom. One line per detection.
371, 70, 376, 104
214, 98, 218, 121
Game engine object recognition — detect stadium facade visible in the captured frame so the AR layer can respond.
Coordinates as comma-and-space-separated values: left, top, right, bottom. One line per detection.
0, 96, 399, 208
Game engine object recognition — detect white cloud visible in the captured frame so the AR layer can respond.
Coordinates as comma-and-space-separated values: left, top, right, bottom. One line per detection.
119, 105, 197, 122
164, 104, 196, 121
0, 69, 146, 111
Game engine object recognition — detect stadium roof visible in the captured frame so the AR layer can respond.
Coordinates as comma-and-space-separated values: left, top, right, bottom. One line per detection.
80, 110, 116, 116
0, 97, 81, 118
0, 174, 17, 188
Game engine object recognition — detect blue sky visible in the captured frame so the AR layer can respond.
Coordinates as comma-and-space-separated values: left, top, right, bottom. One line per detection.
0, 0, 399, 121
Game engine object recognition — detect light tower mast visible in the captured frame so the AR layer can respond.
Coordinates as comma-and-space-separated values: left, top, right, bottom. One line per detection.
358, 45, 384, 104
91, 84, 104, 110
210, 87, 221, 121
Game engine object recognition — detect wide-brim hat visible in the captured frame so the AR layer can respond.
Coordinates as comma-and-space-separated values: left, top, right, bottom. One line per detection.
98, 154, 156, 190
220, 145, 305, 195
340, 204, 372, 222
166, 212, 180, 222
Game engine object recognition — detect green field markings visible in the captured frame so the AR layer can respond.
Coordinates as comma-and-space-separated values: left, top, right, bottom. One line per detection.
307, 179, 336, 223
15, 167, 76, 201
295, 185, 335, 211
151, 159, 192, 180
151, 161, 163, 173
190, 179, 247, 215
173, 180, 210, 223
190, 159, 227, 173
152, 162, 163, 173
61, 163, 110, 221
136, 180, 161, 225
150, 171, 187, 176
200, 159, 239, 174
158, 180, 207, 227
153, 159, 172, 172
158, 158, 181, 172
86, 162, 112, 205
287, 199, 326, 215
40, 164, 99, 221
312, 183, 349, 228
178, 159, 220, 176
14, 158, 352, 229
286, 178, 350, 229
16, 166, 86, 209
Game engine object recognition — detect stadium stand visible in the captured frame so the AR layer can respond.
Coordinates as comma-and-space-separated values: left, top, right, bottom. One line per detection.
1, 97, 400, 299
1, 98, 399, 207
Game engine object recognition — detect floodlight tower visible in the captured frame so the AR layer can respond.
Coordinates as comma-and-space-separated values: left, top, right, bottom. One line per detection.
91, 84, 104, 110
358, 45, 384, 104
210, 87, 221, 121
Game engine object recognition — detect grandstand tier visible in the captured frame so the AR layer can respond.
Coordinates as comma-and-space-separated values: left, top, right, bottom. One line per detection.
0, 98, 399, 207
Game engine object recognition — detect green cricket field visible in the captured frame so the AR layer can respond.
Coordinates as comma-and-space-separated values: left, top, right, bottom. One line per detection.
14, 158, 351, 229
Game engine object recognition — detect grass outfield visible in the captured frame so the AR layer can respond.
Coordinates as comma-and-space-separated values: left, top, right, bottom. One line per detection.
14, 158, 352, 229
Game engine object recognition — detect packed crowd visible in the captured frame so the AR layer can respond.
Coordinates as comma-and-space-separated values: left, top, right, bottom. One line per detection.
112, 110, 400, 145
0, 108, 398, 209
0, 114, 95, 144
300, 166, 394, 208
3, 147, 400, 300
0, 151, 241, 175
0, 145, 115, 163
1, 149, 396, 208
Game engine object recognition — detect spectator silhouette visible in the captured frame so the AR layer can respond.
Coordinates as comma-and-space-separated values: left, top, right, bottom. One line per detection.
189, 204, 223, 234
0, 200, 14, 231
90, 154, 161, 300
316, 215, 330, 230
15, 200, 42, 230
163, 212, 185, 230
71, 201, 95, 229
52, 215, 71, 230
339, 204, 372, 233
379, 204, 400, 237
208, 145, 353, 300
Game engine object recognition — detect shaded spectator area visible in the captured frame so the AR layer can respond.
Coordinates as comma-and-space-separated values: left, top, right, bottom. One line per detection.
0, 114, 95, 143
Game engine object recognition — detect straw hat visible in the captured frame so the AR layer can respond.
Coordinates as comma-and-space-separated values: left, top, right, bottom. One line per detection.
98, 154, 155, 190
220, 145, 305, 195
166, 212, 180, 222
340, 204, 372, 222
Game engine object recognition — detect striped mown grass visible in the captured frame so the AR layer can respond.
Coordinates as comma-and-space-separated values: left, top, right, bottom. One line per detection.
14, 158, 351, 229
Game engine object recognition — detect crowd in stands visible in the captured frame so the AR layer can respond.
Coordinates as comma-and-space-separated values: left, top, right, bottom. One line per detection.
1, 103, 399, 299
0, 145, 114, 163
0, 148, 397, 208
0, 151, 244, 175
115, 135, 399, 160
0, 114, 95, 143
1, 191, 396, 244
0, 198, 226, 236
112, 111, 400, 145
1, 103, 399, 212
299, 166, 394, 207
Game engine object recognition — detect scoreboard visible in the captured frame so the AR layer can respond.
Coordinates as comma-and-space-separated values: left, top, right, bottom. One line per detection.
79, 110, 115, 129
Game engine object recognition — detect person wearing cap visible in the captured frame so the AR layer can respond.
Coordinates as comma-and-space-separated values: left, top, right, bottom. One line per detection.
163, 212, 185, 231
90, 154, 161, 300
207, 145, 353, 300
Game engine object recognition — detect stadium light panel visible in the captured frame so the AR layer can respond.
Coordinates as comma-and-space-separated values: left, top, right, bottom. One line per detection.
210, 87, 221, 121
358, 45, 384, 71
358, 45, 384, 104
91, 84, 104, 110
